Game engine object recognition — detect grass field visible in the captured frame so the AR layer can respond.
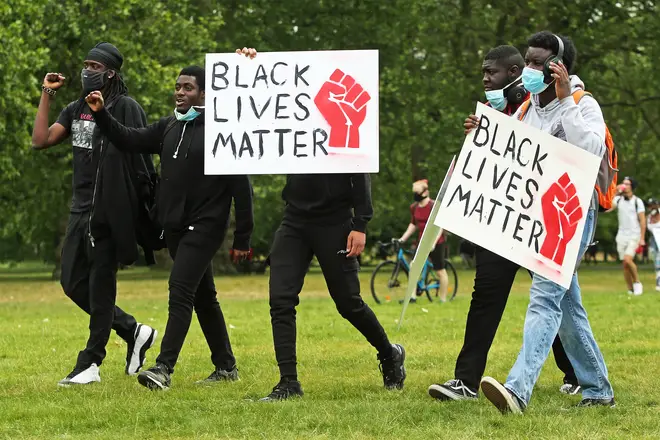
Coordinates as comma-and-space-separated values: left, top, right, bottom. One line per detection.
0, 263, 659, 439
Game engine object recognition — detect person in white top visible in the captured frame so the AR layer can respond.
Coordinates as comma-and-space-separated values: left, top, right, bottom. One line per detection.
646, 198, 660, 291
610, 177, 646, 295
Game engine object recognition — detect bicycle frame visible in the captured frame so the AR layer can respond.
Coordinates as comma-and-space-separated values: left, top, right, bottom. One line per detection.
395, 248, 440, 294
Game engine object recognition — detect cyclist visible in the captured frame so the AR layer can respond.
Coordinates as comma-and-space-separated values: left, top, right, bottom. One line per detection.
398, 179, 449, 302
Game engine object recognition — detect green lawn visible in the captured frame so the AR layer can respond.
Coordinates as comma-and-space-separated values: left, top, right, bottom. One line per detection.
0, 264, 659, 439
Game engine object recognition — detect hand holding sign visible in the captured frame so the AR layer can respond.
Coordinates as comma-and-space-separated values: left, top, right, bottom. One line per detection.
540, 173, 583, 266
314, 68, 371, 148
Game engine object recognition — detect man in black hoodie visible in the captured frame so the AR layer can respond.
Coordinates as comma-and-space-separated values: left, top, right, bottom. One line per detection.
260, 173, 406, 401
85, 50, 256, 390
32, 42, 157, 386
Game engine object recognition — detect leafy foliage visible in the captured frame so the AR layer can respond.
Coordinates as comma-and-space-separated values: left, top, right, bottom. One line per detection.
2, 0, 658, 267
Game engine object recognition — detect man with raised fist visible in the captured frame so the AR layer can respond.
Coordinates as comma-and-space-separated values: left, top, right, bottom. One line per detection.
473, 32, 614, 414
31, 42, 158, 386
84, 48, 257, 391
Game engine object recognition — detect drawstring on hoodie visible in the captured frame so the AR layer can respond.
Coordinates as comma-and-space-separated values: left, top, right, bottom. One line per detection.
173, 121, 189, 159
172, 118, 197, 159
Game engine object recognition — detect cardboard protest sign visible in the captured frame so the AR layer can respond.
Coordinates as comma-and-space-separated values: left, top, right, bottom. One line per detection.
435, 103, 601, 289
398, 156, 456, 329
204, 50, 379, 175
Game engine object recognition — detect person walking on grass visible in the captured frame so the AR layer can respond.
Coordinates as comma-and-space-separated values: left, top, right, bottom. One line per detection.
611, 177, 646, 295
647, 198, 660, 292
84, 48, 257, 390
260, 172, 406, 401
428, 44, 581, 403
398, 179, 450, 303
31, 42, 157, 387
476, 32, 614, 413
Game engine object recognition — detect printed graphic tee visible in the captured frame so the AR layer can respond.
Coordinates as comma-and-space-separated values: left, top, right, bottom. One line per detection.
57, 100, 98, 212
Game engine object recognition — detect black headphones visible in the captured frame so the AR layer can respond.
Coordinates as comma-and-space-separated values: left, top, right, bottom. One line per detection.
543, 34, 565, 84
503, 77, 527, 105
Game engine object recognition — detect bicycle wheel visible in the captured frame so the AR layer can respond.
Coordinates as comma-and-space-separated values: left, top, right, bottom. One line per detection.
445, 260, 459, 301
424, 269, 438, 302
370, 260, 408, 304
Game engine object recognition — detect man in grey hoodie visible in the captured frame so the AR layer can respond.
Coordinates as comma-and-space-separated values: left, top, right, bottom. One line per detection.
472, 32, 615, 413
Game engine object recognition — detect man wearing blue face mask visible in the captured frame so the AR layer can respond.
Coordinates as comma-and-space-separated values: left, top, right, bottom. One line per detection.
428, 45, 580, 403
32, 42, 159, 386
85, 48, 258, 391
479, 32, 615, 413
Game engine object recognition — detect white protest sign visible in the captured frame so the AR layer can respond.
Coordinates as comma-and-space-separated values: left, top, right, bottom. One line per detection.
204, 50, 379, 175
398, 156, 456, 329
435, 102, 601, 289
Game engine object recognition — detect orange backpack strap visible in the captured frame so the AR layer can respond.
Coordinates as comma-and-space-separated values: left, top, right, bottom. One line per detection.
517, 100, 532, 121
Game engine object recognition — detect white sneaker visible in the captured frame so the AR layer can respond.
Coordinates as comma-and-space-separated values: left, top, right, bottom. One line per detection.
126, 324, 158, 375
633, 282, 643, 296
627, 290, 634, 295
58, 363, 101, 387
655, 285, 660, 292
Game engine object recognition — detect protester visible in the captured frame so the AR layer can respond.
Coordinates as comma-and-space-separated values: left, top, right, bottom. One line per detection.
611, 177, 646, 295
428, 45, 580, 402
261, 175, 405, 401
647, 198, 660, 291
31, 42, 158, 386
475, 32, 614, 413
84, 48, 257, 390
398, 179, 449, 302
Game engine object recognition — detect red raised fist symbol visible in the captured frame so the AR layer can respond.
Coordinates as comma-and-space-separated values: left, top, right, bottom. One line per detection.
314, 68, 371, 148
539, 173, 584, 266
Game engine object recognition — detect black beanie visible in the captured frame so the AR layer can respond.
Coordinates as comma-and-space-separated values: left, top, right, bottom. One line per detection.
86, 42, 123, 71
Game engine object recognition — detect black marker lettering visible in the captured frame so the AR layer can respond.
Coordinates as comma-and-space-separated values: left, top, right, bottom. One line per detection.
505, 172, 522, 202
274, 128, 292, 157
271, 62, 287, 85
211, 62, 229, 90
294, 64, 310, 86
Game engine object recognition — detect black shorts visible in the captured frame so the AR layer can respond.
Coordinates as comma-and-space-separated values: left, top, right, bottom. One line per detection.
429, 242, 446, 270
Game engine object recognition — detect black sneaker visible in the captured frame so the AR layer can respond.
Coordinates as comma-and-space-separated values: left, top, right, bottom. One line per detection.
428, 379, 478, 401
577, 398, 616, 408
378, 344, 406, 390
480, 376, 525, 414
137, 363, 171, 390
125, 324, 158, 376
259, 379, 304, 401
559, 382, 582, 395
196, 366, 239, 384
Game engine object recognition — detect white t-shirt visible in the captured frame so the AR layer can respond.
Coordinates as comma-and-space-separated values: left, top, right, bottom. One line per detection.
614, 195, 645, 240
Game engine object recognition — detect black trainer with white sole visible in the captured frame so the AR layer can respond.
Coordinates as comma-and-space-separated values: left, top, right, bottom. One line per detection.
260, 379, 304, 401
137, 363, 171, 390
126, 324, 158, 376
58, 363, 101, 387
196, 366, 239, 384
428, 379, 478, 401
378, 344, 406, 390
559, 382, 582, 395
577, 398, 616, 408
480, 376, 525, 414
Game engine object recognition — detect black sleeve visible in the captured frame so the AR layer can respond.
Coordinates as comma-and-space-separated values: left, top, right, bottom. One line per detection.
230, 176, 254, 250
351, 174, 374, 233
55, 101, 77, 133
93, 106, 166, 154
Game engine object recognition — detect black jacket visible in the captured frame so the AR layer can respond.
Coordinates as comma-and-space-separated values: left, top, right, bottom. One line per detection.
89, 96, 157, 265
92, 107, 254, 250
282, 174, 373, 232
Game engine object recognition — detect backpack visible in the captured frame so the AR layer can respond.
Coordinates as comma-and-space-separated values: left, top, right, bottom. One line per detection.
517, 90, 619, 212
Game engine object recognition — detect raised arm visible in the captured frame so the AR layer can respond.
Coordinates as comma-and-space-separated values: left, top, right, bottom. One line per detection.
32, 73, 69, 149
86, 91, 165, 155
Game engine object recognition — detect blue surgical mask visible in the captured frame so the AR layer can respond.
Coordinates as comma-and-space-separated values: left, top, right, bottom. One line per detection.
485, 89, 507, 111
174, 106, 203, 121
521, 67, 551, 95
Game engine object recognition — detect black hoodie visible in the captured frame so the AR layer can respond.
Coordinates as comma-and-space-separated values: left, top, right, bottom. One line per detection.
282, 174, 373, 233
92, 107, 253, 250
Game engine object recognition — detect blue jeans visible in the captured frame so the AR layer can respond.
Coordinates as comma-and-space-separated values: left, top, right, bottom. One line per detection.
505, 209, 613, 405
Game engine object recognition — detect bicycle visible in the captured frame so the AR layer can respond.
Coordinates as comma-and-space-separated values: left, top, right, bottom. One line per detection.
370, 239, 458, 304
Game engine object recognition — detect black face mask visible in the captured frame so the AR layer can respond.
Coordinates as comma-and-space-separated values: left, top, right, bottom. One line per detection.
413, 193, 425, 202
81, 69, 109, 94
